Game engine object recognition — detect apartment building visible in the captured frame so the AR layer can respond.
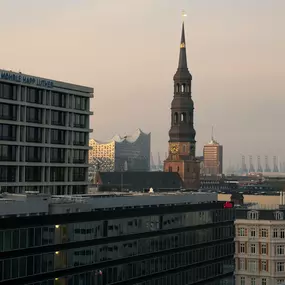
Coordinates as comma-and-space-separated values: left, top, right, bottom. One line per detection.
235, 205, 285, 285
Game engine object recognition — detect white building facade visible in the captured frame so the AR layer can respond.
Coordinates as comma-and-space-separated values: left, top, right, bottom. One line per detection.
235, 206, 285, 285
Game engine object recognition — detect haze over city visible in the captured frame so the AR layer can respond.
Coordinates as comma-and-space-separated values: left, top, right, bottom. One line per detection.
1, 0, 284, 168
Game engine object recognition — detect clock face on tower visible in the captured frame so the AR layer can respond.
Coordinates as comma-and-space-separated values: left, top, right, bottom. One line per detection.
170, 143, 179, 154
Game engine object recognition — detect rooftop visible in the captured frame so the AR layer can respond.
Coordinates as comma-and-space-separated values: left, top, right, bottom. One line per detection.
0, 191, 218, 218
91, 129, 150, 144
0, 69, 93, 94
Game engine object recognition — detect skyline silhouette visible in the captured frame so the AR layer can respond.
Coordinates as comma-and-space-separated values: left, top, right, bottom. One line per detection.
1, 0, 284, 169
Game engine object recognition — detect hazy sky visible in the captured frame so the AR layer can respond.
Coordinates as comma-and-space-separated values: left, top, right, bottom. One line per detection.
1, 0, 284, 169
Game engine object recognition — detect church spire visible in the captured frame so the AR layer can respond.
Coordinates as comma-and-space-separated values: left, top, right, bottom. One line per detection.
174, 13, 191, 80
178, 22, 188, 70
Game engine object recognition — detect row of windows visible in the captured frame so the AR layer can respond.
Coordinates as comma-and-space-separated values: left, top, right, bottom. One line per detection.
0, 83, 89, 110
0, 166, 87, 183
16, 106, 88, 129
240, 277, 267, 285
27, 270, 103, 285
25, 269, 231, 285
237, 258, 268, 272
135, 277, 233, 285
238, 227, 285, 238
238, 242, 268, 255
0, 245, 234, 281
0, 216, 233, 252
0, 145, 87, 164
18, 125, 88, 146
246, 210, 284, 220
105, 258, 233, 285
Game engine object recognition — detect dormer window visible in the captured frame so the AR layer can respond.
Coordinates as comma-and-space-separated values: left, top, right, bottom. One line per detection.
247, 210, 259, 220
274, 211, 284, 220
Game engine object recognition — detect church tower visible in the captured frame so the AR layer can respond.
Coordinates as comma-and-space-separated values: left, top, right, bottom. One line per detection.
164, 21, 200, 190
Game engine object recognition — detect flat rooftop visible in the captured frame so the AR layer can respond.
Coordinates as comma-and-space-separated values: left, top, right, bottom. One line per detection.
0, 69, 93, 94
0, 191, 218, 217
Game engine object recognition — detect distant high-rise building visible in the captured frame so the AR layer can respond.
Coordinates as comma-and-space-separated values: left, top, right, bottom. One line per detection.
203, 131, 223, 176
89, 129, 150, 172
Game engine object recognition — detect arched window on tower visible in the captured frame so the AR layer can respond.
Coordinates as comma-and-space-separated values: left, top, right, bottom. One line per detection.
189, 113, 193, 123
169, 166, 172, 172
175, 84, 180, 93
181, 84, 185, 93
181, 112, 186, 122
174, 113, 178, 124
177, 166, 180, 172
186, 84, 190, 92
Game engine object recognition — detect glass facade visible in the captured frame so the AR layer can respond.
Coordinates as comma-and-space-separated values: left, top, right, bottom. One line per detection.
0, 75, 93, 195
0, 201, 235, 285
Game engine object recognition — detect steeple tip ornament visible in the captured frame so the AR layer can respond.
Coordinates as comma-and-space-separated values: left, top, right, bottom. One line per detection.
182, 10, 187, 22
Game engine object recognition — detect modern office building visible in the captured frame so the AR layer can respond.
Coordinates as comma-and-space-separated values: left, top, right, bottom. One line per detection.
89, 129, 151, 172
0, 191, 235, 285
235, 204, 285, 285
0, 69, 93, 195
203, 136, 223, 176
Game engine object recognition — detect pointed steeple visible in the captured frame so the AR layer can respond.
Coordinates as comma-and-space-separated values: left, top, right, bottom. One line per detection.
178, 22, 188, 70
174, 20, 191, 80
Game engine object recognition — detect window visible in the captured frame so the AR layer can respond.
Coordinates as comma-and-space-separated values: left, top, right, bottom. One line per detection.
275, 211, 284, 220
250, 243, 256, 254
261, 244, 267, 255
261, 278, 267, 285
74, 114, 86, 128
0, 145, 16, 161
261, 260, 267, 271
248, 260, 257, 272
26, 88, 43, 104
239, 228, 246, 236
276, 262, 285, 272
250, 278, 256, 285
26, 147, 42, 162
26, 127, 42, 143
74, 95, 86, 110
281, 229, 285, 238
248, 210, 259, 220
73, 132, 86, 146
26, 107, 42, 124
240, 259, 245, 270
0, 103, 17, 120
51, 92, 65, 108
250, 228, 256, 237
277, 280, 285, 285
0, 83, 17, 100
0, 124, 17, 141
240, 243, 245, 253
240, 277, 245, 285
276, 245, 285, 255
51, 110, 65, 126
51, 129, 65, 145
261, 228, 268, 238
273, 228, 278, 238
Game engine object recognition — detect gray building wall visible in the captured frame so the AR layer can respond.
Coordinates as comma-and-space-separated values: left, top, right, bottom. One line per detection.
0, 69, 93, 195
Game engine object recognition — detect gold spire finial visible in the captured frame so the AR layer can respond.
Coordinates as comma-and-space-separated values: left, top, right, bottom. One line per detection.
182, 10, 187, 21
